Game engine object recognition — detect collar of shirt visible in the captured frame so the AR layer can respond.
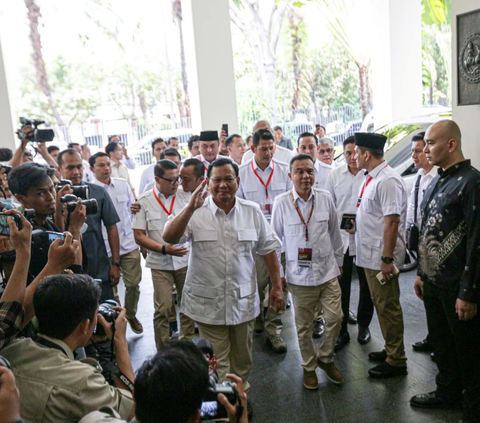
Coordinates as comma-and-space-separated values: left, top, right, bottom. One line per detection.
317, 160, 332, 170
291, 187, 314, 205
37, 333, 75, 360
252, 158, 274, 173
418, 166, 438, 178
367, 160, 388, 179
207, 195, 237, 216
154, 186, 175, 203
438, 160, 470, 178
92, 177, 114, 189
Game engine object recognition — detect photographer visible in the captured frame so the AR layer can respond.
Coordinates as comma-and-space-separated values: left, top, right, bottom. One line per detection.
0, 273, 135, 422
57, 149, 121, 300
6, 163, 85, 284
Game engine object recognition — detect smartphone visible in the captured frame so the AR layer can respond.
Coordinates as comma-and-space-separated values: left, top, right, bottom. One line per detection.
46, 231, 66, 245
222, 124, 228, 137
0, 213, 22, 236
376, 265, 400, 285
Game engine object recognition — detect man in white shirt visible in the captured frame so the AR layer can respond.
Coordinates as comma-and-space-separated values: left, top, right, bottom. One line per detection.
180, 159, 205, 193
226, 134, 246, 165
143, 149, 183, 193
187, 135, 200, 158
315, 124, 326, 139
271, 154, 344, 389
167, 137, 179, 150
194, 130, 231, 172
106, 141, 137, 200
242, 120, 293, 165
237, 129, 292, 353
133, 160, 195, 350
89, 152, 143, 334
325, 136, 373, 351
317, 137, 336, 168
349, 132, 408, 378
406, 132, 438, 355
296, 132, 332, 189
139, 138, 168, 195
163, 158, 284, 387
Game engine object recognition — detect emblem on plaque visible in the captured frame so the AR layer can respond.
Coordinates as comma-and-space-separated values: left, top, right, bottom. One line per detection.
459, 33, 480, 83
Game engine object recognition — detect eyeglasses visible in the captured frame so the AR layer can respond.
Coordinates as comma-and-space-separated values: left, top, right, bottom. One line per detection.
319, 148, 333, 154
159, 176, 180, 184
209, 177, 237, 184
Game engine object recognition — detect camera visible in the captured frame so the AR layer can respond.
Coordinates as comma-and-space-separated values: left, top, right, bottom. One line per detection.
197, 339, 239, 421
1, 165, 12, 175
94, 300, 119, 336
0, 209, 35, 236
31, 229, 65, 246
16, 117, 55, 143
57, 179, 89, 199
61, 194, 97, 215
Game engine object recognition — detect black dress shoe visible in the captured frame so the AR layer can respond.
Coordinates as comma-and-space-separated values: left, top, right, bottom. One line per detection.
312, 317, 325, 338
368, 361, 407, 378
410, 391, 462, 409
412, 338, 433, 352
430, 352, 436, 362
334, 332, 350, 351
347, 310, 358, 324
368, 349, 387, 362
357, 327, 371, 344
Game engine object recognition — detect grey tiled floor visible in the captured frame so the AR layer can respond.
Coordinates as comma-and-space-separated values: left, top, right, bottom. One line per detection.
118, 263, 460, 423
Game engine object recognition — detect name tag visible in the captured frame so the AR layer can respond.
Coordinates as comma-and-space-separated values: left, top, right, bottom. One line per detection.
298, 247, 313, 268
260, 204, 272, 219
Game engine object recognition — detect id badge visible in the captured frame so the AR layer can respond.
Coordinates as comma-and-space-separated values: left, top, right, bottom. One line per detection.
260, 204, 272, 219
298, 247, 313, 268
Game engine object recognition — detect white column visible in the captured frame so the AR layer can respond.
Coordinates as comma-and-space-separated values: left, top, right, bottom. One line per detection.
371, 0, 423, 129
452, 0, 480, 169
182, 0, 239, 134
0, 36, 16, 150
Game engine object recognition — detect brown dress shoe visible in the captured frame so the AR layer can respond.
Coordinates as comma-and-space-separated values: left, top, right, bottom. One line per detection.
316, 356, 344, 385
303, 369, 318, 390
127, 317, 144, 334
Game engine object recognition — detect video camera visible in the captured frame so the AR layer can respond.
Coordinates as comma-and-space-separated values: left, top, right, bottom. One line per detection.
0, 209, 35, 236
197, 339, 239, 421
57, 179, 89, 199
0, 148, 13, 175
61, 194, 97, 215
94, 300, 119, 336
16, 117, 55, 143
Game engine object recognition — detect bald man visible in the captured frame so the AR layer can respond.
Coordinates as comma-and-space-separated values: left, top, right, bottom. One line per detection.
241, 120, 293, 165
410, 120, 480, 422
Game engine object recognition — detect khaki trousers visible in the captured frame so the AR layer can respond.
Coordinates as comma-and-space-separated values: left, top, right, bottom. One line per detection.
197, 319, 255, 386
151, 267, 195, 350
289, 278, 343, 371
255, 254, 286, 336
111, 249, 142, 320
364, 268, 406, 366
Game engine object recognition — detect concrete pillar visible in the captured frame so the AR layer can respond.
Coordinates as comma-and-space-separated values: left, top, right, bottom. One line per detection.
0, 36, 16, 150
371, 0, 423, 129
452, 0, 480, 169
182, 0, 239, 134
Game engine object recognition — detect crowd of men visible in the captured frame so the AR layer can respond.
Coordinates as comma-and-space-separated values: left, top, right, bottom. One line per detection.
0, 118, 478, 423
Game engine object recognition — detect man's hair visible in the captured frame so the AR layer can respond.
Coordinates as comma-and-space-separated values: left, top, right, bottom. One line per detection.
167, 137, 178, 145
108, 135, 120, 142
253, 129, 274, 147
152, 138, 166, 151
289, 154, 314, 170
225, 134, 242, 148
160, 148, 181, 161
47, 145, 59, 154
135, 340, 209, 423
67, 143, 80, 148
105, 141, 119, 156
207, 158, 238, 178
89, 152, 109, 167
154, 159, 178, 178
316, 124, 326, 131
273, 125, 282, 132
343, 135, 355, 149
412, 131, 426, 145
182, 159, 205, 179
188, 135, 200, 151
8, 162, 51, 196
57, 149, 82, 168
357, 146, 384, 159
318, 137, 334, 148
298, 132, 318, 145
33, 274, 101, 340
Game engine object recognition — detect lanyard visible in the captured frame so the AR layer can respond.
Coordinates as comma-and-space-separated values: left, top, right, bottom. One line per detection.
251, 159, 275, 200
199, 155, 219, 172
356, 163, 388, 208
290, 191, 315, 242
153, 188, 176, 215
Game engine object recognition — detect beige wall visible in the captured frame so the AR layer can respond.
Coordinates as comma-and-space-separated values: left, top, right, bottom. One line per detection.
452, 0, 480, 169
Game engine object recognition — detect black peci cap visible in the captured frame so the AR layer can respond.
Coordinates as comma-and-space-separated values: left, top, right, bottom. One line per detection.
354, 132, 387, 150
199, 131, 219, 142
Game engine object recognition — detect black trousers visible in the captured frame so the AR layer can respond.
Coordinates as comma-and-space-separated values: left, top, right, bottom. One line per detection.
424, 281, 480, 421
339, 250, 374, 334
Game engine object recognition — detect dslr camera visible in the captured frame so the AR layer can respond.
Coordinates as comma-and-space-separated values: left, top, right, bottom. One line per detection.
94, 300, 119, 336
57, 179, 89, 199
197, 339, 239, 421
16, 117, 55, 143
61, 194, 97, 215
0, 209, 35, 236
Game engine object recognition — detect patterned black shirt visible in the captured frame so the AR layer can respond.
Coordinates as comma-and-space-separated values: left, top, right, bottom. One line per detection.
418, 160, 480, 302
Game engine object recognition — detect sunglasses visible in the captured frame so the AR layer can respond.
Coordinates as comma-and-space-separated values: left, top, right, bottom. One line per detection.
319, 148, 333, 154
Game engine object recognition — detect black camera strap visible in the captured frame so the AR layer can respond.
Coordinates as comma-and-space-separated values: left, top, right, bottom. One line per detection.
36, 335, 78, 359
413, 173, 422, 224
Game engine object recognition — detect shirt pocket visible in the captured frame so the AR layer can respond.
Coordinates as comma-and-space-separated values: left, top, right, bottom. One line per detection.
116, 194, 129, 204
360, 235, 382, 262
193, 229, 219, 257
362, 189, 376, 213
238, 229, 258, 256
239, 282, 256, 315
190, 285, 220, 318
147, 217, 164, 231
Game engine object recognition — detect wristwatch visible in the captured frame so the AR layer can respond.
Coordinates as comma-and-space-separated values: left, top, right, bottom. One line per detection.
112, 261, 121, 267
381, 256, 394, 264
